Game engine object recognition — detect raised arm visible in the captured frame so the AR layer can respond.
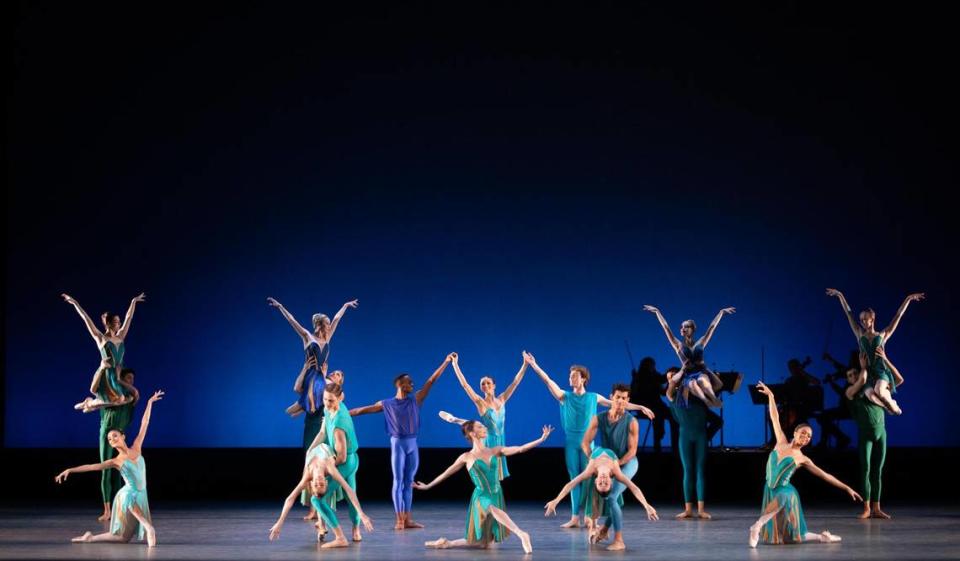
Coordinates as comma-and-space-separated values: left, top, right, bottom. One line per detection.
698, 307, 735, 349
55, 458, 121, 483
524, 351, 565, 402
501, 425, 554, 456
498, 358, 528, 403
132, 390, 164, 452
412, 453, 467, 491
875, 346, 905, 387
665, 374, 679, 402
803, 459, 863, 502
613, 465, 659, 520
756, 382, 786, 445
825, 288, 862, 338
61, 294, 104, 343
415, 354, 452, 406
269, 471, 310, 540
643, 305, 681, 352
266, 297, 310, 342
349, 401, 383, 416
116, 292, 146, 340
597, 395, 655, 419
845, 353, 869, 400
325, 459, 374, 531
450, 353, 483, 406
544, 463, 596, 516
883, 292, 925, 342
327, 299, 359, 339
581, 416, 599, 457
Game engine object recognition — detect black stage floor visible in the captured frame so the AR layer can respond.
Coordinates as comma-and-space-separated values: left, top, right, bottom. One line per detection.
1, 502, 957, 560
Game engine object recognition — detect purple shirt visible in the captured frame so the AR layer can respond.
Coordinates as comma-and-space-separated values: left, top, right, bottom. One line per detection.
382, 396, 420, 438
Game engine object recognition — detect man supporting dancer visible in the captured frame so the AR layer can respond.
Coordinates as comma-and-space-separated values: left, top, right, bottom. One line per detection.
523, 351, 653, 528
580, 383, 641, 548
749, 382, 862, 548
665, 366, 712, 519
350, 354, 452, 530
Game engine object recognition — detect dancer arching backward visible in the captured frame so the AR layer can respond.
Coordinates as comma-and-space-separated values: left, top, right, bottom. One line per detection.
523, 351, 653, 529
749, 382, 862, 548
269, 442, 373, 548
665, 366, 712, 520
414, 423, 554, 554
545, 446, 658, 552
349, 354, 451, 530
826, 288, 923, 415
846, 349, 898, 519
438, 352, 528, 480
55, 390, 165, 547
62, 292, 145, 522
579, 383, 643, 549
643, 305, 733, 408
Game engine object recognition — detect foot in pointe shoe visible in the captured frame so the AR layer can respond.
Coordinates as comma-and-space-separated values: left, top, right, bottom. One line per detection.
72, 531, 93, 543
820, 530, 841, 543
426, 537, 450, 548
438, 411, 459, 424
517, 530, 532, 554
748, 524, 760, 548
560, 516, 581, 528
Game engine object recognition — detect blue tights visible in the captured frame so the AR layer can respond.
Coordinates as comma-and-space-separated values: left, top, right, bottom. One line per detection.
390, 436, 419, 513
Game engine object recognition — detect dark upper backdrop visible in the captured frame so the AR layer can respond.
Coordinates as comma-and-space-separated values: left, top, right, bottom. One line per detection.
6, 2, 957, 448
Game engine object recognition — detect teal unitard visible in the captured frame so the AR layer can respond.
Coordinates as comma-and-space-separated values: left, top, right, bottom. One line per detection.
670, 398, 707, 503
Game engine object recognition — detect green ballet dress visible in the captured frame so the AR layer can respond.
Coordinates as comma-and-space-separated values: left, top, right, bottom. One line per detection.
859, 334, 897, 392
759, 449, 807, 544
464, 455, 509, 545
109, 455, 152, 541
481, 406, 509, 479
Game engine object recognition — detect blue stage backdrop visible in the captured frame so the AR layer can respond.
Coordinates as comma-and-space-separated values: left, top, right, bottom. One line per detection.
6, 4, 956, 448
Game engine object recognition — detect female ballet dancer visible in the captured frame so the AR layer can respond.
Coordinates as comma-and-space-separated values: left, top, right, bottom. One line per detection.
269, 439, 373, 548
524, 351, 653, 528
349, 354, 451, 530
643, 305, 733, 408
437, 352, 527, 479
62, 292, 145, 521
749, 382, 862, 547
312, 382, 363, 541
414, 422, 554, 553
55, 390, 164, 547
665, 366, 712, 520
826, 288, 923, 415
544, 443, 659, 551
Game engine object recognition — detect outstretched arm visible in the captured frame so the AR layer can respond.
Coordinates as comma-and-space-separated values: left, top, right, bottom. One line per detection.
613, 465, 659, 520
825, 289, 862, 338
55, 458, 120, 483
117, 293, 146, 340
326, 459, 374, 531
266, 297, 310, 342
524, 351, 565, 402
415, 354, 453, 406
501, 425, 554, 456
498, 359, 528, 403
61, 294, 104, 343
544, 464, 596, 516
269, 471, 310, 540
412, 453, 467, 491
883, 293, 925, 342
349, 401, 383, 416
449, 353, 483, 407
597, 395, 655, 419
698, 307, 735, 349
132, 391, 164, 452
803, 459, 863, 502
327, 299, 359, 339
756, 382, 786, 445
643, 305, 681, 352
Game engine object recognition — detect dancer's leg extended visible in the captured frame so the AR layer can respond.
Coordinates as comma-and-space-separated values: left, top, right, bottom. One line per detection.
603, 458, 637, 550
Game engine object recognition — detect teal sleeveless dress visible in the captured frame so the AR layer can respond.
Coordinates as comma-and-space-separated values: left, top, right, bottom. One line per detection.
859, 334, 897, 392
480, 406, 509, 479
759, 450, 807, 544
98, 340, 129, 403
464, 455, 509, 545
109, 455, 152, 540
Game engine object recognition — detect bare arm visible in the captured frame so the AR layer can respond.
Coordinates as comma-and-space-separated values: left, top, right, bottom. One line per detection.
597, 395, 655, 419
266, 297, 310, 342
450, 354, 483, 407
415, 354, 452, 406
613, 466, 659, 520
524, 351, 565, 401
412, 453, 467, 490
875, 346, 905, 386
756, 382, 786, 445
132, 391, 164, 452
826, 289, 862, 339
55, 458, 120, 483
293, 354, 317, 392
269, 471, 310, 540
307, 419, 327, 452
89, 360, 108, 394
581, 416, 599, 457
803, 459, 863, 501
498, 360, 528, 403
332, 428, 347, 465
327, 299, 358, 339
643, 305, 681, 352
618, 419, 639, 466
349, 401, 384, 416
883, 293, 925, 342
665, 376, 679, 402
544, 463, 596, 516
325, 458, 373, 530
61, 294, 104, 343
501, 425, 554, 456
698, 307, 735, 349
117, 293, 146, 340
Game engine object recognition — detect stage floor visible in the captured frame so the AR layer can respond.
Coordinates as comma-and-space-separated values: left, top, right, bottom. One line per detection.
1, 502, 957, 560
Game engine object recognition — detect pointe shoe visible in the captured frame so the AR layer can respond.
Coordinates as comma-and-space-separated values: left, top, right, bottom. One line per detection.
820, 530, 841, 543
438, 411, 459, 424
748, 524, 760, 548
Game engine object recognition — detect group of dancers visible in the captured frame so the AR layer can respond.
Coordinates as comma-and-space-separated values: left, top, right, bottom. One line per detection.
51, 288, 925, 552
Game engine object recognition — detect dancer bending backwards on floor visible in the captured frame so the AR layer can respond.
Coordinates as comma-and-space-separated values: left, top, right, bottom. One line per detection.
438, 352, 528, 480
349, 354, 451, 530
826, 288, 923, 415
643, 304, 733, 408
749, 382, 862, 548
665, 366, 713, 520
524, 351, 653, 529
414, 422, 554, 553
55, 390, 165, 547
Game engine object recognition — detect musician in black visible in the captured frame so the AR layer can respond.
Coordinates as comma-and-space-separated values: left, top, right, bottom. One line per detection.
814, 351, 857, 448
630, 357, 677, 452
